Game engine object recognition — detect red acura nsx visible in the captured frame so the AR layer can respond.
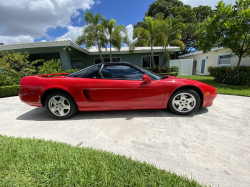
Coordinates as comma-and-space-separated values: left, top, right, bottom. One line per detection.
19, 62, 217, 119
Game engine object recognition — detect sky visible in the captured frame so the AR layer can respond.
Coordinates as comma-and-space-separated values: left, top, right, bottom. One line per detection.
0, 0, 235, 46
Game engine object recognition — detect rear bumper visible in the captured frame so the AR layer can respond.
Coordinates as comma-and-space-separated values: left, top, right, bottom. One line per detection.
19, 92, 43, 107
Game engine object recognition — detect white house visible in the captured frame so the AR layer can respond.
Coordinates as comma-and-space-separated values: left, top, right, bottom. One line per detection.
179, 47, 250, 75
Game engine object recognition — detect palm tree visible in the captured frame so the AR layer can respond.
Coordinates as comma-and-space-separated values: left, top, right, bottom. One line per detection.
159, 17, 185, 72
133, 16, 165, 67
75, 11, 108, 63
102, 19, 127, 62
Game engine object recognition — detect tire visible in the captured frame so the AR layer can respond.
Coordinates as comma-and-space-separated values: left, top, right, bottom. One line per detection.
45, 91, 78, 119
168, 89, 200, 115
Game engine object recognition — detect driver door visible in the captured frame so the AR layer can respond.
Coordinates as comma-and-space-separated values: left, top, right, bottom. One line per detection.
91, 64, 165, 108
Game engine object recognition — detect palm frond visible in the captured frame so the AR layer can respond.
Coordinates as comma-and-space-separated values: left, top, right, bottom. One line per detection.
75, 35, 86, 45
170, 40, 185, 50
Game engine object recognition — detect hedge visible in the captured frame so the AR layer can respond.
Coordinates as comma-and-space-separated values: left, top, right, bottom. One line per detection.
0, 85, 20, 98
158, 72, 178, 77
207, 66, 250, 86
144, 66, 179, 77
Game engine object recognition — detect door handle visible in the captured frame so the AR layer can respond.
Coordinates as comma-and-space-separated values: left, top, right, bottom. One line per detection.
97, 82, 99, 84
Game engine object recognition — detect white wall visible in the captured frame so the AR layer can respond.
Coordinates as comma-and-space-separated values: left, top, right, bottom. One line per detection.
181, 48, 250, 75
170, 59, 193, 75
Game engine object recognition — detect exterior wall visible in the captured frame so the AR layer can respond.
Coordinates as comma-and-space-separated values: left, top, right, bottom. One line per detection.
0, 46, 169, 70
181, 48, 250, 75
232, 55, 250, 67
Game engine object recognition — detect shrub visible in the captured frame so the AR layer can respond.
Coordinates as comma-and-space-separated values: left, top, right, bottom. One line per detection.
207, 66, 250, 86
0, 50, 42, 84
162, 66, 169, 73
0, 74, 16, 86
37, 59, 63, 74
151, 65, 159, 73
169, 66, 179, 73
0, 85, 20, 98
37, 59, 80, 75
63, 69, 80, 74
159, 72, 178, 77
207, 66, 217, 76
144, 66, 179, 76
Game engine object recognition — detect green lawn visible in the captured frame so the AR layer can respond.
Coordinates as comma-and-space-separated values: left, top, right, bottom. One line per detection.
178, 75, 250, 97
0, 135, 203, 186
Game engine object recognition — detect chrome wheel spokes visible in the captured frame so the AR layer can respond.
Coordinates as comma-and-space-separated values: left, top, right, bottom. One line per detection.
48, 95, 70, 117
172, 93, 196, 113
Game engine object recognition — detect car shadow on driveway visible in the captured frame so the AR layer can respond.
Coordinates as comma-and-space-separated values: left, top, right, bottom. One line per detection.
16, 107, 209, 121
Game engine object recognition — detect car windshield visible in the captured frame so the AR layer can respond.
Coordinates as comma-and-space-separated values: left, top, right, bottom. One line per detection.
129, 63, 166, 80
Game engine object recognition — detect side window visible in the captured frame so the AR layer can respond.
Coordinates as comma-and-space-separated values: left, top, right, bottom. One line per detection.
101, 65, 143, 80
68, 65, 97, 78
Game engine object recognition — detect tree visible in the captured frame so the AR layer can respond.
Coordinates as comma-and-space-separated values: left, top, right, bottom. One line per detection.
159, 16, 185, 72
193, 5, 214, 23
170, 5, 213, 54
0, 43, 4, 45
145, 0, 184, 18
133, 15, 166, 67
76, 11, 108, 63
0, 50, 40, 84
102, 19, 127, 62
134, 1, 213, 54
195, 0, 250, 69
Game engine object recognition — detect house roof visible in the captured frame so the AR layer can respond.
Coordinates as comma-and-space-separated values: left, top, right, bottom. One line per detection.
0, 39, 181, 55
88, 46, 180, 55
0, 38, 89, 54
179, 47, 225, 58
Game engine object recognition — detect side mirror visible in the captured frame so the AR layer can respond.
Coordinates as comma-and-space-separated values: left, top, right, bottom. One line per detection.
143, 74, 151, 83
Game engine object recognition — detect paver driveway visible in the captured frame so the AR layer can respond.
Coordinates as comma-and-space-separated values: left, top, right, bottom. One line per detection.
0, 94, 249, 187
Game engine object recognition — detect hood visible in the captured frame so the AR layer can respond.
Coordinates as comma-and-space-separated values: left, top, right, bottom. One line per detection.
161, 76, 213, 87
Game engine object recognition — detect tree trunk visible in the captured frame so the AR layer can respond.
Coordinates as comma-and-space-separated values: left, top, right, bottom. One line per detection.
237, 55, 242, 71
151, 38, 155, 67
160, 44, 167, 73
110, 38, 112, 62
98, 43, 104, 63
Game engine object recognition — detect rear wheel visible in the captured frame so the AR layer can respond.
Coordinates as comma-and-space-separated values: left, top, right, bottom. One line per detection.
45, 91, 78, 119
168, 89, 200, 115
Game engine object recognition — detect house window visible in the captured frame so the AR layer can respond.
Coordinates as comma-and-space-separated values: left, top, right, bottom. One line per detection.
71, 58, 84, 69
142, 56, 159, 67
94, 57, 121, 64
217, 54, 232, 66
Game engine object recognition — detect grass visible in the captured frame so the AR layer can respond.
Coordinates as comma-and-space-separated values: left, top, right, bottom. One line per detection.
178, 75, 250, 97
0, 135, 203, 186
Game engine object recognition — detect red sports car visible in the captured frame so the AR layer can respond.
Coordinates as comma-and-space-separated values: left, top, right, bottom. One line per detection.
19, 62, 217, 119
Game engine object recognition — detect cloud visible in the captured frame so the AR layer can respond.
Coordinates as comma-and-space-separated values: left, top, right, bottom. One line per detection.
55, 26, 83, 42
181, 0, 235, 8
0, 0, 95, 40
126, 24, 134, 42
28, 0, 55, 11
0, 35, 34, 44
96, 0, 101, 4
78, 17, 82, 23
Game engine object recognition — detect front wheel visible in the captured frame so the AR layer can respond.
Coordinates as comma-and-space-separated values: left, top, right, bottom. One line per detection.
45, 91, 78, 119
168, 89, 200, 115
